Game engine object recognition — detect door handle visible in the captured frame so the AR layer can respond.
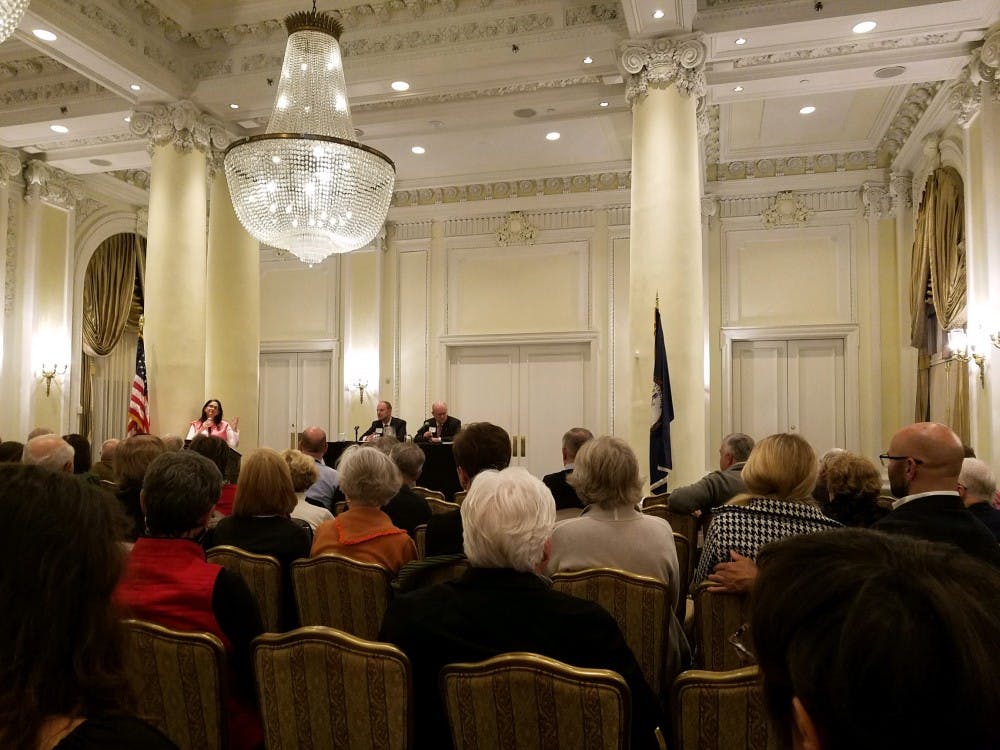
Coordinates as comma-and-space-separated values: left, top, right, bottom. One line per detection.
511, 435, 518, 457
521, 436, 525, 456
290, 431, 296, 450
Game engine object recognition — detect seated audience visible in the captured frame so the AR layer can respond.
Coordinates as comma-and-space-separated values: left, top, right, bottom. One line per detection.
818, 451, 886, 527
414, 401, 462, 443
668, 432, 754, 514
425, 422, 512, 556
751, 528, 1000, 750
21, 434, 74, 473
0, 464, 178, 750
542, 427, 593, 511
27, 426, 53, 440
692, 432, 841, 586
160, 434, 184, 452
91, 438, 119, 481
958, 457, 1000, 541
383, 442, 432, 536
380, 467, 663, 750
282, 449, 334, 531
62, 433, 93, 476
310, 445, 417, 572
188, 434, 236, 516
113, 451, 263, 750
0, 440, 23, 463
297, 426, 340, 510
113, 434, 165, 542
811, 448, 845, 503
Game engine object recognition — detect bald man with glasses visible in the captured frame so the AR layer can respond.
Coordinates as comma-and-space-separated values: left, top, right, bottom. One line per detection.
875, 422, 999, 565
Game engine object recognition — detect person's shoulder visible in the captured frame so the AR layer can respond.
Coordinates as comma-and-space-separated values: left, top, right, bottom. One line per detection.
58, 713, 179, 750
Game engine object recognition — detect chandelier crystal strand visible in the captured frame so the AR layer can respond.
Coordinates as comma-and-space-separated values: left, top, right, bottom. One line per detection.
224, 8, 395, 265
0, 0, 31, 45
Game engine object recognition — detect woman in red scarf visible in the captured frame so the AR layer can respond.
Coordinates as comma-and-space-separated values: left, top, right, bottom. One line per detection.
186, 398, 240, 449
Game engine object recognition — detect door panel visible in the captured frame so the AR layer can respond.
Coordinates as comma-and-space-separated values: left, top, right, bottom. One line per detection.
449, 346, 518, 434
520, 345, 589, 475
259, 353, 297, 451
788, 338, 845, 455
298, 351, 334, 441
732, 340, 787, 440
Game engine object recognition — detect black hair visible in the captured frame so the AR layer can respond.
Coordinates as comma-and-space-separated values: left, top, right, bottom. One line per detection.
200, 398, 224, 425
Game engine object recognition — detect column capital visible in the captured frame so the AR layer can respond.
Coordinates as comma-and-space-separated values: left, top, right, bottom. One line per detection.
136, 207, 148, 236
618, 35, 707, 106
861, 182, 893, 220
0, 149, 22, 187
980, 26, 1000, 102
130, 100, 231, 156
24, 161, 84, 209
890, 172, 913, 213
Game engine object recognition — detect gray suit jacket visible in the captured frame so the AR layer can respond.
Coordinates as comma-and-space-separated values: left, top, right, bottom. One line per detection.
667, 462, 747, 514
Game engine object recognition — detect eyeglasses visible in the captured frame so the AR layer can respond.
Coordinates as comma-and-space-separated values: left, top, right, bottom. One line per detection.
878, 454, 925, 467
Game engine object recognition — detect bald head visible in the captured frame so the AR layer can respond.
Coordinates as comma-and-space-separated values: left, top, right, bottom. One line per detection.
100, 438, 120, 462
22, 435, 74, 473
298, 426, 328, 458
887, 422, 964, 497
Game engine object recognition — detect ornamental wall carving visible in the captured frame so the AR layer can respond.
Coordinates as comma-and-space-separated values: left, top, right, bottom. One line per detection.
618, 36, 707, 104
710, 189, 860, 221
496, 211, 537, 246
732, 32, 962, 68
710, 152, 878, 182
24, 161, 85, 209
0, 150, 22, 186
761, 191, 811, 227
130, 101, 230, 155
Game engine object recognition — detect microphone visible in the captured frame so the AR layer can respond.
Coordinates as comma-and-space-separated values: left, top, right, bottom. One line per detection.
354, 425, 360, 442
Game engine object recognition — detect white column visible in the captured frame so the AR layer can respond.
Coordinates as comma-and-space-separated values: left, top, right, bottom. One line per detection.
0, 151, 23, 438
620, 36, 707, 488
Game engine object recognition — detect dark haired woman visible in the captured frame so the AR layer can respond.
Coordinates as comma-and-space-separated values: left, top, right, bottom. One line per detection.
185, 399, 239, 449
0, 464, 177, 750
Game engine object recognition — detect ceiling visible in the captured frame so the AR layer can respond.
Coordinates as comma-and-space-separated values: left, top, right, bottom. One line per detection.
1, 0, 997, 194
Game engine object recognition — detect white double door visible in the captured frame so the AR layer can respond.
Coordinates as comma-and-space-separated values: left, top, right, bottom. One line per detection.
448, 343, 593, 477
731, 338, 846, 456
259, 350, 338, 451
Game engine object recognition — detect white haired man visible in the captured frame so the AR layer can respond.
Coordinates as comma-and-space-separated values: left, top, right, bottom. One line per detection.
379, 466, 663, 749
22, 434, 74, 473
414, 401, 462, 444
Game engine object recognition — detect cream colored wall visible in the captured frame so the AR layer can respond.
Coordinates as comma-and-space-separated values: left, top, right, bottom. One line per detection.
340, 249, 381, 435
260, 260, 339, 343
877, 217, 903, 449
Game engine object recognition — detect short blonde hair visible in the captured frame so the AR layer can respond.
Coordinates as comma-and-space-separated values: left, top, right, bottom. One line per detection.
282, 449, 319, 493
338, 445, 400, 508
739, 433, 818, 503
234, 448, 297, 516
569, 436, 642, 509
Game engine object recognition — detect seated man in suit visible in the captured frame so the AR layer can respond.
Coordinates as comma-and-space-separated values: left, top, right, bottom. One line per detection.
379, 467, 663, 750
958, 457, 1000, 540
542, 427, 593, 510
414, 401, 462, 443
360, 400, 407, 442
667, 432, 754, 515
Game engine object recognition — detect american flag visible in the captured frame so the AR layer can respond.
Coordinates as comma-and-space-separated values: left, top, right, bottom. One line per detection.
126, 329, 149, 436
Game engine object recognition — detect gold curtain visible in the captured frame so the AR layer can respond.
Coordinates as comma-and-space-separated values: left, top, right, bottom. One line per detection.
83, 233, 139, 355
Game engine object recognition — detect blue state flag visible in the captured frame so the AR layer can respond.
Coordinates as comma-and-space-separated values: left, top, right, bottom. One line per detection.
649, 305, 674, 492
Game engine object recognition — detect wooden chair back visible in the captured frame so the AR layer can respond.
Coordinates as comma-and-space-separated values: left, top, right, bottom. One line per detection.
393, 554, 469, 593
413, 523, 427, 559
642, 502, 698, 575
452, 489, 468, 505
412, 485, 445, 502
123, 619, 227, 750
291, 554, 393, 640
425, 495, 462, 515
671, 667, 779, 750
206, 545, 283, 632
691, 583, 752, 671
253, 626, 412, 750
441, 652, 630, 750
672, 533, 691, 620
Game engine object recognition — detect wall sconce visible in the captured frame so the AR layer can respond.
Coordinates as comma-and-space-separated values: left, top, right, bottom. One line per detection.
947, 328, 985, 388
39, 363, 67, 397
354, 379, 368, 403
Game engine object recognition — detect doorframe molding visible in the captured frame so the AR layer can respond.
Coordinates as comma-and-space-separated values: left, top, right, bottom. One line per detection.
260, 339, 338, 353
440, 331, 598, 347
720, 324, 860, 452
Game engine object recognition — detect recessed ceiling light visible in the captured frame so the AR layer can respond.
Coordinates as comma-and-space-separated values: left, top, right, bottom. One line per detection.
583, 56, 593, 64
853, 20, 877, 34
50, 124, 69, 133
130, 84, 141, 91
546, 131, 561, 141
391, 80, 410, 91
799, 105, 816, 115
735, 37, 747, 45
32, 29, 57, 42
599, 101, 609, 107
411, 146, 425, 155
733, 85, 744, 92
652, 9, 664, 19
229, 103, 239, 110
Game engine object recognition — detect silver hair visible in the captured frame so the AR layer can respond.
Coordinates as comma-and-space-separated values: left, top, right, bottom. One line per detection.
461, 467, 555, 572
959, 458, 997, 503
338, 445, 401, 507
22, 435, 74, 472
723, 433, 756, 463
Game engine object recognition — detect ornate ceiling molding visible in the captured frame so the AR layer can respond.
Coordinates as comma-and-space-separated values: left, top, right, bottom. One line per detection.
978, 27, 1000, 101
619, 35, 707, 105
878, 82, 943, 160
710, 151, 879, 182
948, 49, 984, 125
890, 172, 913, 212
0, 56, 72, 79
109, 169, 150, 191
129, 100, 230, 155
392, 171, 630, 207
24, 161, 85, 209
861, 182, 894, 220
0, 77, 110, 107
731, 32, 964, 69
0, 150, 22, 187
61, 0, 182, 76
761, 190, 811, 227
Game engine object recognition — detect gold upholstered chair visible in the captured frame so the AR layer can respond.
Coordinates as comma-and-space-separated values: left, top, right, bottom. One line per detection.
425, 495, 462, 515
253, 626, 412, 750
122, 619, 228, 750
691, 582, 752, 671
441, 652, 631, 750
452, 489, 468, 505
412, 485, 445, 502
291, 554, 393, 640
413, 523, 427, 559
393, 554, 469, 593
205, 545, 283, 632
671, 667, 779, 750
550, 568, 675, 702
641, 501, 699, 579
672, 532, 692, 622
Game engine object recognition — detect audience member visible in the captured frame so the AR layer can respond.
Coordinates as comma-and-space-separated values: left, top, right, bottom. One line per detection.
297, 426, 340, 510
0, 465, 177, 749
360, 400, 406, 442
541, 427, 593, 511
958, 457, 1000, 541
160, 434, 184, 452
380, 467, 663, 750
0, 440, 23, 463
22, 434, 74, 473
188, 434, 235, 516
26, 426, 53, 441
372, 434, 400, 453
62, 433, 93, 476
311, 445, 416, 572
874, 422, 1000, 564
113, 451, 262, 750
751, 529, 1000, 750
818, 451, 886, 527
811, 447, 845, 503
668, 432, 754, 514
91, 438, 119, 481
282, 449, 333, 531
692, 433, 841, 586
424, 422, 512, 556
414, 401, 462, 443
113, 434, 165, 542
383, 442, 432, 535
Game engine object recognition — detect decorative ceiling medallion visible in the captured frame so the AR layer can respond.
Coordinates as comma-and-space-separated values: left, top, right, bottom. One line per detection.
761, 191, 810, 228
497, 211, 537, 246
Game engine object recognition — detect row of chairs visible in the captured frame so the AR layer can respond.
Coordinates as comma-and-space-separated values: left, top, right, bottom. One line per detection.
125, 619, 776, 750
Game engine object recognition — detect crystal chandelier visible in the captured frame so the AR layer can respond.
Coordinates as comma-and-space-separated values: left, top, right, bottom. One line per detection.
224, 3, 395, 266
0, 0, 31, 45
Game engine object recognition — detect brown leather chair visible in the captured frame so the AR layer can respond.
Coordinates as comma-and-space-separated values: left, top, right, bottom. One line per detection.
205, 545, 283, 632
291, 554, 393, 640
671, 666, 779, 750
691, 582, 752, 671
253, 626, 412, 750
123, 619, 227, 750
441, 652, 631, 750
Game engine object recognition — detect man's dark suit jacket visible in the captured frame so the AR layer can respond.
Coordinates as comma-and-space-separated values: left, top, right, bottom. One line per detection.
425, 508, 463, 556
873, 493, 1000, 565
360, 417, 407, 441
378, 567, 663, 750
413, 415, 462, 443
967, 501, 1000, 542
382, 485, 431, 536
542, 468, 584, 510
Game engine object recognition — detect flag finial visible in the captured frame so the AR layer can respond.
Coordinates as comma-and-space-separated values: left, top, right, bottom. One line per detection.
655, 292, 660, 309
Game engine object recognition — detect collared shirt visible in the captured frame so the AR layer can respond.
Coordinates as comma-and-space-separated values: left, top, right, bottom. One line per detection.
304, 457, 340, 510
892, 489, 959, 511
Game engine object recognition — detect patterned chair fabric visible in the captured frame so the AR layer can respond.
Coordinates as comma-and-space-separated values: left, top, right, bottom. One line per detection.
291, 554, 393, 640
412, 486, 445, 502
691, 583, 752, 671
441, 652, 630, 750
393, 554, 469, 593
122, 619, 228, 750
205, 545, 283, 632
425, 496, 463, 515
672, 533, 691, 620
413, 524, 427, 559
642, 501, 699, 582
253, 626, 412, 750
550, 568, 672, 701
671, 667, 779, 750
